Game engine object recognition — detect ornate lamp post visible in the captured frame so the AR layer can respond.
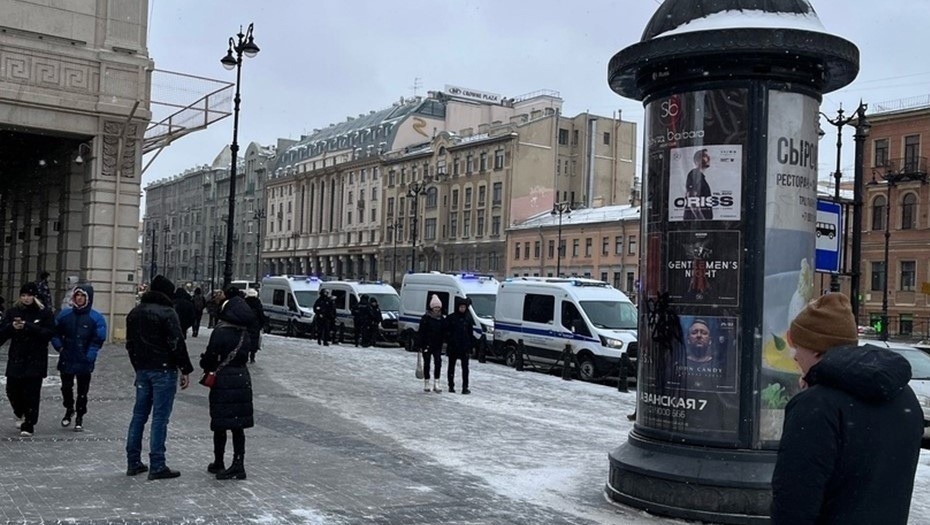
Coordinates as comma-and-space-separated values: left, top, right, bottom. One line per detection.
850, 105, 870, 323
551, 201, 571, 277
220, 23, 260, 289
407, 176, 431, 272
253, 207, 266, 282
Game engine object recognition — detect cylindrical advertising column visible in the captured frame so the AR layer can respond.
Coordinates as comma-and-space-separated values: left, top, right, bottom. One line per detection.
605, 2, 858, 523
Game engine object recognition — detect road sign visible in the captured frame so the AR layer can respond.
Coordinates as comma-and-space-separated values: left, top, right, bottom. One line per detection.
815, 199, 842, 273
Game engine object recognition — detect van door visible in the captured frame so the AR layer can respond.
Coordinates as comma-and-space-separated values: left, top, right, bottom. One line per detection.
521, 293, 559, 363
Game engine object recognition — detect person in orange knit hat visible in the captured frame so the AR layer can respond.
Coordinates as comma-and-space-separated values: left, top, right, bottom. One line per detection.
771, 293, 923, 525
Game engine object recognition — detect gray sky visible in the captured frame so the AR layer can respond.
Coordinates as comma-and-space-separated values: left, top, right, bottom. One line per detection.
144, 0, 930, 204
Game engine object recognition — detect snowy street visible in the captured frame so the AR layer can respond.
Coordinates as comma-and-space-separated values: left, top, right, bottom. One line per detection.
1, 329, 929, 523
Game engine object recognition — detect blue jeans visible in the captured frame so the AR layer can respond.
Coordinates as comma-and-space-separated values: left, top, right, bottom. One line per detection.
126, 369, 178, 471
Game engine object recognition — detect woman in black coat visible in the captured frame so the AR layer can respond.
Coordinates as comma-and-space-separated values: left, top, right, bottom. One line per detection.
416, 294, 445, 392
199, 294, 256, 480
0, 283, 55, 436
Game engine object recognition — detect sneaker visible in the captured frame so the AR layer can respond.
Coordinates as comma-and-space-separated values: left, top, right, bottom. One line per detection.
147, 467, 181, 480
73, 416, 83, 432
461, 388, 471, 395
126, 464, 149, 476
19, 424, 33, 437
61, 409, 74, 428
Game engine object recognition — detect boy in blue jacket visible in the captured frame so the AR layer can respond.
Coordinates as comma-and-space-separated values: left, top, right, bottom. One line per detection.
52, 285, 107, 431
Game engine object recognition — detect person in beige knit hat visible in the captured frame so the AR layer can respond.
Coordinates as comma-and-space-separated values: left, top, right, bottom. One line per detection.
772, 292, 923, 524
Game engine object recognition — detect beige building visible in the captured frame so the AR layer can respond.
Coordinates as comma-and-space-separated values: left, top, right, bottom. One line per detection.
0, 1, 152, 338
507, 205, 641, 300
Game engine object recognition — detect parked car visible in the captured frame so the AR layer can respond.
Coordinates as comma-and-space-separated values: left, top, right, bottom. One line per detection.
861, 340, 930, 440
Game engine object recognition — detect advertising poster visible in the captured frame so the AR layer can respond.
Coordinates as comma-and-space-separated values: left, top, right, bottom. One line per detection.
668, 145, 742, 222
636, 88, 748, 443
666, 231, 740, 306
758, 90, 819, 444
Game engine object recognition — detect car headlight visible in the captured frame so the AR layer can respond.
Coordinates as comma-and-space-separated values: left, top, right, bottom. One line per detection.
601, 337, 624, 349
483, 324, 494, 335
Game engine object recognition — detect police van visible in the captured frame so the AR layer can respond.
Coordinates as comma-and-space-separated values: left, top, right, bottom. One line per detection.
318, 280, 401, 344
259, 275, 321, 337
398, 272, 498, 349
493, 277, 637, 381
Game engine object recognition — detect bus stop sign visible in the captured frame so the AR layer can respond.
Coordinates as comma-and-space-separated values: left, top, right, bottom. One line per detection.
815, 199, 842, 273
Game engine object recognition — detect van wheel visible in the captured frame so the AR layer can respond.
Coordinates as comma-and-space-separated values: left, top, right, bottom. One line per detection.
286, 321, 297, 337
504, 344, 518, 367
576, 354, 597, 381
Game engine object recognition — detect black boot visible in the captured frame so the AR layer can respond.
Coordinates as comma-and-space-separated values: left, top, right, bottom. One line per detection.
207, 457, 225, 474
216, 454, 246, 480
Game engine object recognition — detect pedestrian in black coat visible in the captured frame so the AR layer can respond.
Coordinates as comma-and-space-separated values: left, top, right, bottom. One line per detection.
352, 295, 372, 347
200, 293, 255, 480
313, 290, 335, 346
368, 297, 382, 346
191, 287, 206, 337
772, 293, 923, 525
444, 297, 474, 394
243, 289, 265, 363
0, 283, 56, 436
172, 288, 196, 339
417, 294, 445, 392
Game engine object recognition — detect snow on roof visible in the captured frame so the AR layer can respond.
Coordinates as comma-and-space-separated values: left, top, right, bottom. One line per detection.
510, 204, 640, 230
655, 10, 826, 39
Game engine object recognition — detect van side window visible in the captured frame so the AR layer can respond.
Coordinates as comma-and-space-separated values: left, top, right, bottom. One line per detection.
522, 294, 554, 324
273, 289, 285, 306
330, 290, 347, 309
287, 294, 297, 312
561, 301, 591, 336
425, 291, 450, 312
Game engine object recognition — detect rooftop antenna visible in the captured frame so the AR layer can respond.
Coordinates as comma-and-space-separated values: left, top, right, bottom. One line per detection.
411, 77, 422, 98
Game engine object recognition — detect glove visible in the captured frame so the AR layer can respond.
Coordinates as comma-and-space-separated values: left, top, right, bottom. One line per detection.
86, 350, 98, 362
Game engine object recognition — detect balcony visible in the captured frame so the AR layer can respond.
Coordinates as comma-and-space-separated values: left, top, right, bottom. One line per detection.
874, 157, 928, 180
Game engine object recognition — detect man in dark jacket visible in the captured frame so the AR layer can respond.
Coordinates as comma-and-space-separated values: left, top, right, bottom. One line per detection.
243, 288, 265, 363
0, 283, 55, 436
52, 285, 107, 431
771, 293, 923, 525
445, 297, 475, 394
313, 290, 334, 346
191, 287, 206, 337
172, 287, 196, 339
352, 294, 372, 347
368, 297, 382, 346
124, 274, 193, 480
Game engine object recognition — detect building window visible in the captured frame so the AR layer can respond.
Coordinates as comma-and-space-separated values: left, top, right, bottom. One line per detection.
600, 271, 608, 282
450, 215, 458, 238
477, 216, 485, 236
387, 197, 395, 217
874, 139, 888, 168
603, 132, 611, 145
558, 128, 568, 145
480, 152, 488, 171
478, 185, 486, 207
514, 242, 521, 260
347, 212, 352, 225
463, 216, 471, 238
534, 241, 541, 258
602, 237, 609, 256
613, 272, 622, 289
371, 208, 376, 222
626, 272, 636, 293
585, 238, 592, 257
901, 260, 916, 291
453, 158, 460, 177
901, 192, 917, 229
523, 242, 529, 259
465, 188, 473, 208
572, 129, 579, 145
871, 261, 886, 291
900, 314, 914, 336
871, 195, 886, 230
452, 189, 459, 209
492, 182, 502, 205
426, 187, 438, 209
548, 240, 555, 259
572, 239, 580, 257
424, 218, 437, 240
437, 158, 446, 176
904, 135, 920, 173
615, 235, 623, 255
388, 170, 396, 186
466, 155, 474, 174
628, 235, 637, 255
491, 216, 501, 236
494, 149, 504, 169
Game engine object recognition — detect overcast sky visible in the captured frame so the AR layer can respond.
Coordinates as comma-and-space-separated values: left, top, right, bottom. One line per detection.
143, 0, 930, 209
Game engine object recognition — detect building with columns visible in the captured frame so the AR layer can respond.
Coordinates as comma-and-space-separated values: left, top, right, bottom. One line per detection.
0, 1, 152, 339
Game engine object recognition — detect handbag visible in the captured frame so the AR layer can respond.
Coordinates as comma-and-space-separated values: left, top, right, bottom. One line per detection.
415, 350, 424, 380
200, 330, 246, 388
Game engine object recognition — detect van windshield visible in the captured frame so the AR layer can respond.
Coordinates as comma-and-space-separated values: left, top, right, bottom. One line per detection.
579, 301, 637, 330
294, 291, 318, 308
469, 294, 496, 319
368, 293, 400, 311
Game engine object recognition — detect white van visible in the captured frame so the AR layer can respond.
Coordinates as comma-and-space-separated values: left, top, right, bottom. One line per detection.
493, 277, 637, 381
318, 280, 401, 344
259, 275, 321, 337
398, 272, 497, 347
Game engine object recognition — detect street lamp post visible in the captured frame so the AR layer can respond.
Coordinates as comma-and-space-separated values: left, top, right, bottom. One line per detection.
850, 105, 870, 324
289, 232, 300, 274
220, 23, 260, 290
551, 201, 571, 277
253, 208, 266, 282
387, 218, 402, 285
162, 224, 170, 279
407, 177, 431, 272
210, 228, 218, 291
